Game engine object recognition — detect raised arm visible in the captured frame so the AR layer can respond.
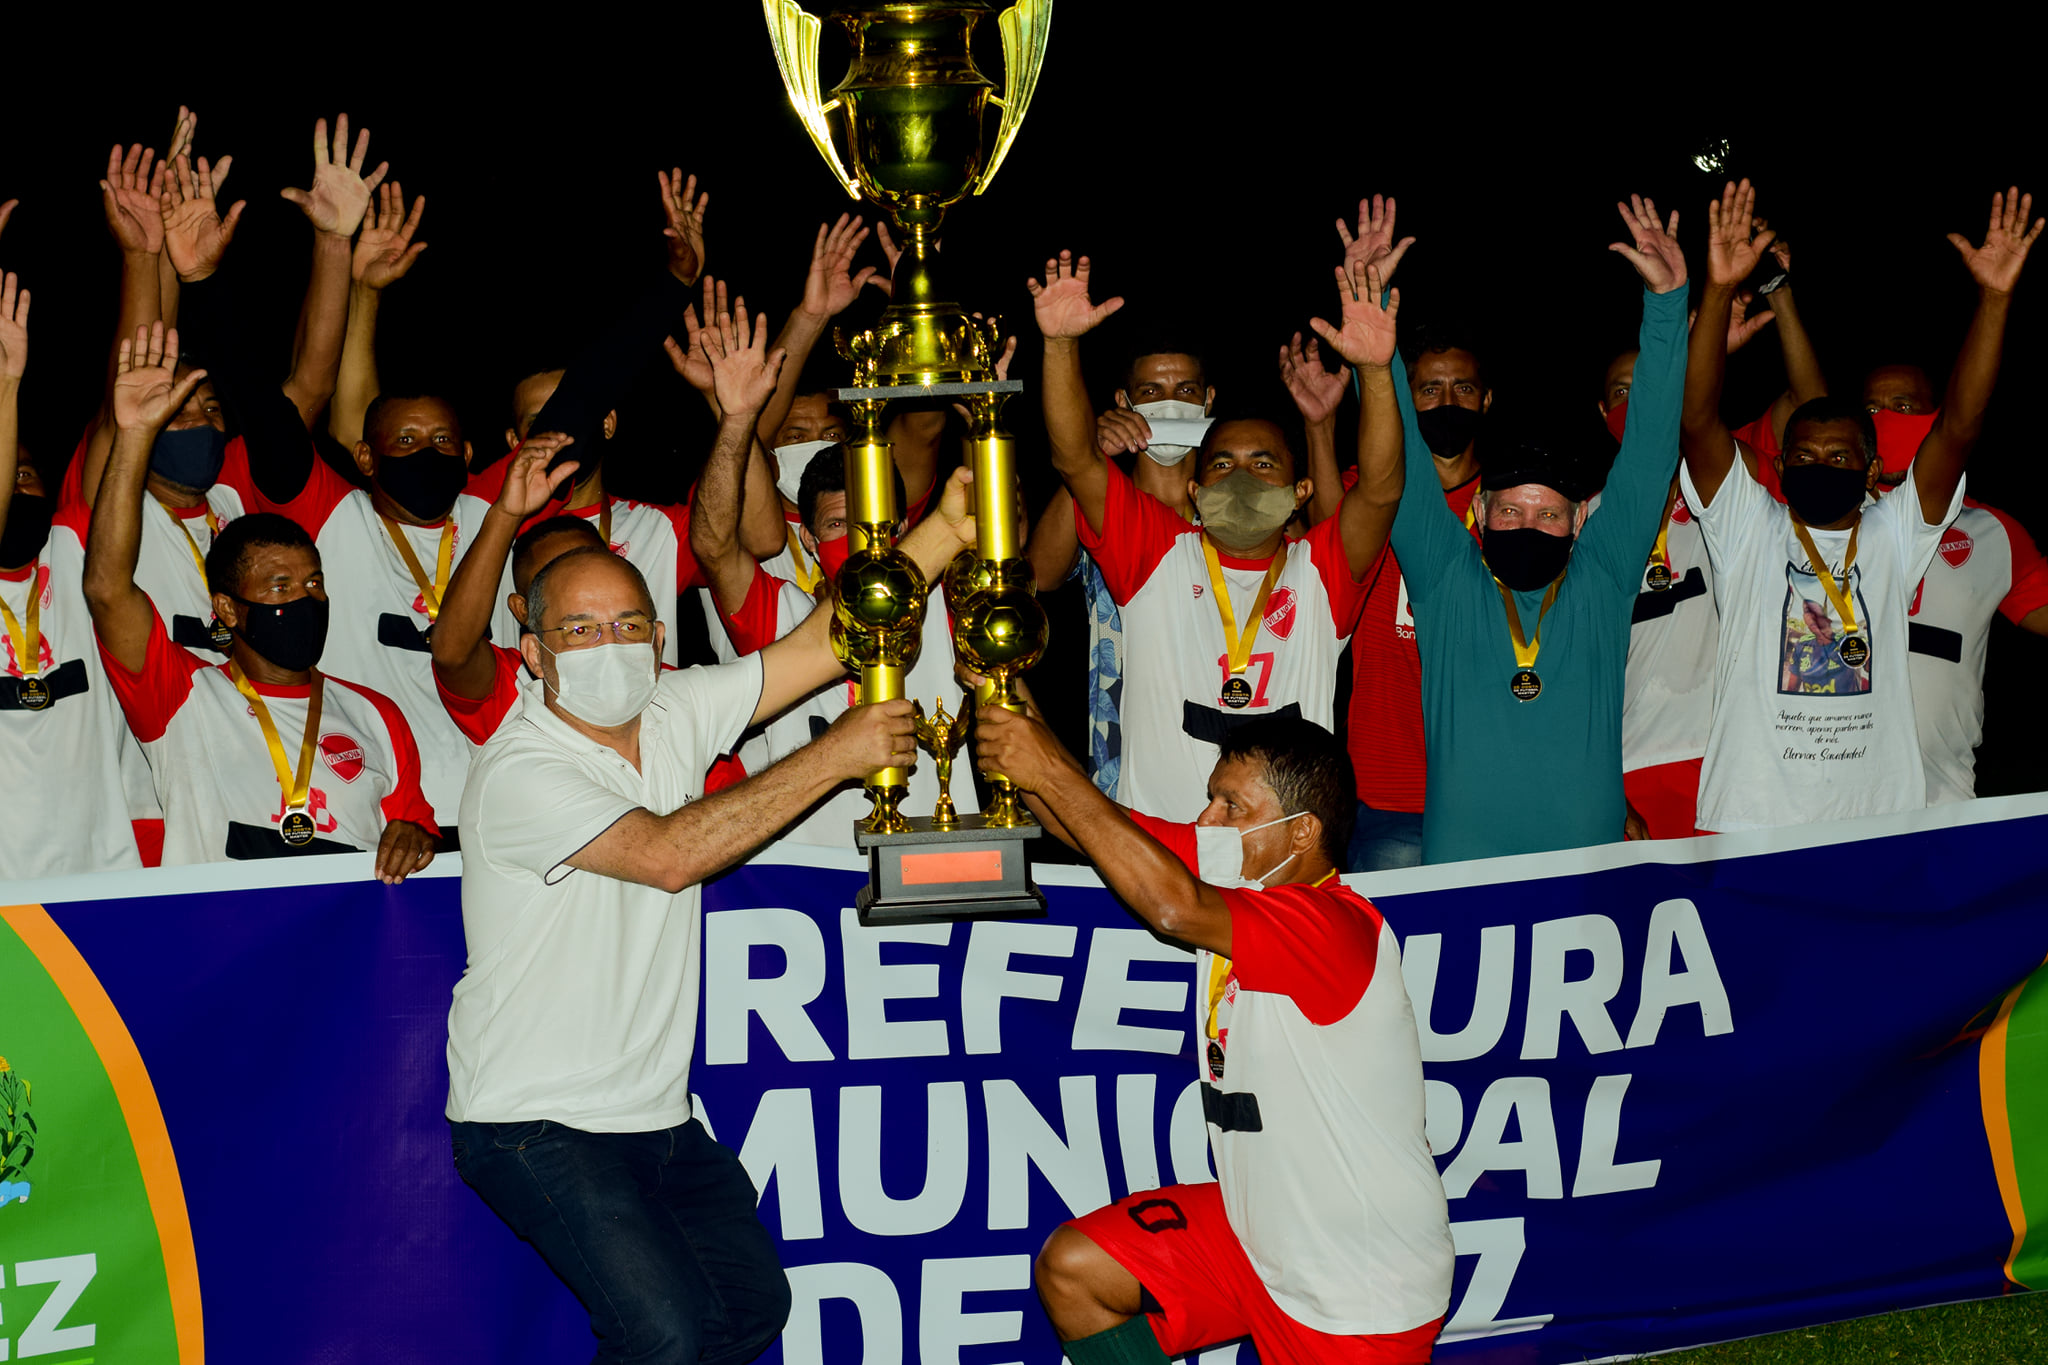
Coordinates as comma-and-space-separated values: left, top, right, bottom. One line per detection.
1281, 332, 1350, 526
758, 211, 876, 447
279, 115, 385, 429
690, 298, 787, 616
83, 325, 210, 672
1751, 226, 1826, 444
431, 435, 578, 700
973, 700, 1231, 955
77, 143, 176, 508
662, 281, 786, 560
1027, 251, 1123, 535
1682, 181, 1775, 507
0, 273, 23, 528
329, 181, 426, 449
1308, 259, 1404, 577
1915, 187, 2044, 521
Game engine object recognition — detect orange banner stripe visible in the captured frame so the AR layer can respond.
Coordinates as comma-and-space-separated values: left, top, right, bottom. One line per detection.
1979, 977, 2028, 1287
2, 903, 205, 1362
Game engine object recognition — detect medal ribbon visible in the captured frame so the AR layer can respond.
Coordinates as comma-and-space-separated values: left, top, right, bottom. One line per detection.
786, 524, 823, 594
0, 568, 43, 680
379, 516, 456, 623
1203, 868, 1340, 1037
1790, 519, 1862, 636
1648, 477, 1681, 581
1495, 577, 1562, 671
1202, 536, 1287, 678
161, 498, 222, 582
229, 662, 324, 817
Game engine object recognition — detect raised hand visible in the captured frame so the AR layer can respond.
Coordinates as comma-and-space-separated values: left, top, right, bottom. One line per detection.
1703, 180, 1773, 289
1610, 193, 1687, 294
280, 114, 387, 237
1096, 407, 1153, 457
101, 144, 167, 254
165, 105, 197, 168
663, 276, 728, 395
1949, 186, 2045, 295
112, 322, 208, 433
0, 273, 27, 382
495, 433, 579, 520
659, 168, 708, 284
704, 296, 788, 418
159, 153, 245, 282
0, 199, 14, 244
1335, 194, 1416, 287
353, 182, 428, 289
1309, 257, 1399, 370
803, 213, 880, 318
1027, 251, 1123, 341
1726, 290, 1774, 353
1279, 332, 1349, 425
1755, 216, 1791, 274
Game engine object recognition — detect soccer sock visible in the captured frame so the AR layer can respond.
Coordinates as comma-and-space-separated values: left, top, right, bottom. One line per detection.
1060, 1315, 1172, 1365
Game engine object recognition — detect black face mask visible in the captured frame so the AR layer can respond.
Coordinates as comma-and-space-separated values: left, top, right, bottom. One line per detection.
149, 425, 229, 492
0, 494, 53, 569
1483, 525, 1574, 592
1780, 462, 1869, 526
376, 452, 468, 522
1415, 404, 1483, 458
231, 593, 329, 672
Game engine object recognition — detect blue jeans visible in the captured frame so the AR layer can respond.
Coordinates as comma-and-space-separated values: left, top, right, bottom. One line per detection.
1347, 800, 1424, 873
450, 1117, 790, 1365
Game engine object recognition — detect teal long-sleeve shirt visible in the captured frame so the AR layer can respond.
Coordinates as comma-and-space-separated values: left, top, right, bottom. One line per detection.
1390, 285, 1689, 864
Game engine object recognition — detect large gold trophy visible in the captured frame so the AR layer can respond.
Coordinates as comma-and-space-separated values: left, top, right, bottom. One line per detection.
765, 0, 1054, 924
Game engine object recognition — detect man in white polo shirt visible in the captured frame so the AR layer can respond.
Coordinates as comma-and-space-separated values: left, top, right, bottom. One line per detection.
445, 451, 979, 1363
84, 324, 438, 876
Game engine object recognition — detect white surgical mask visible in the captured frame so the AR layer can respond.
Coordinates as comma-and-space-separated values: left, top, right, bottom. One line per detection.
774, 440, 840, 505
1194, 811, 1308, 888
1130, 400, 1213, 465
542, 640, 659, 728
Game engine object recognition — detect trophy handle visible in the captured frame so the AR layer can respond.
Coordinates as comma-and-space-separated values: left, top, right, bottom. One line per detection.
762, 0, 861, 200
973, 0, 1055, 195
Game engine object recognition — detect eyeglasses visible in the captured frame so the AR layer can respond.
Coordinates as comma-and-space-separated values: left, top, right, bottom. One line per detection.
537, 619, 655, 648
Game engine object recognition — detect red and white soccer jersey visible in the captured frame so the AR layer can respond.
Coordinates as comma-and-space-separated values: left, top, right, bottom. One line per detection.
1078, 462, 1371, 821
1623, 485, 1718, 773
703, 516, 822, 665
96, 608, 438, 866
1907, 500, 2048, 805
716, 562, 972, 846
1127, 813, 1453, 1336
56, 431, 259, 655
1345, 476, 1478, 813
254, 456, 529, 829
0, 506, 149, 876
489, 495, 705, 667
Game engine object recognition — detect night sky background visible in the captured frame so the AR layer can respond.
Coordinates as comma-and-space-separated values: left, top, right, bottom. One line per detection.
5, 17, 2044, 797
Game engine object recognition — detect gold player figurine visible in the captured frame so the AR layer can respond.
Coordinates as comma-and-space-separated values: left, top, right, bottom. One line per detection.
913, 694, 974, 831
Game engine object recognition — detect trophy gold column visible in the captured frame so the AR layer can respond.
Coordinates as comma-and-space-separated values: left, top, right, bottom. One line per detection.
765, 0, 1054, 921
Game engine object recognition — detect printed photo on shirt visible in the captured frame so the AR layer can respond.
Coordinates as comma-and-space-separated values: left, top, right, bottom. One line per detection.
1779, 560, 1872, 696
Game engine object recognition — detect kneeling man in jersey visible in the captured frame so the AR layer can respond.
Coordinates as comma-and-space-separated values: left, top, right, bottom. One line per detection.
444, 469, 979, 1363
974, 705, 1453, 1363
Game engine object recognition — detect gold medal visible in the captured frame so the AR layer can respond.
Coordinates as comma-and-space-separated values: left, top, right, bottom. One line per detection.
279, 809, 317, 846
1219, 676, 1254, 709
229, 663, 325, 849
1792, 518, 1865, 673
1645, 562, 1673, 591
209, 618, 235, 650
1643, 477, 1680, 592
380, 515, 457, 626
0, 567, 49, 711
1838, 633, 1869, 669
1202, 535, 1285, 716
1495, 576, 1561, 707
17, 675, 50, 711
1509, 667, 1543, 702
162, 499, 231, 650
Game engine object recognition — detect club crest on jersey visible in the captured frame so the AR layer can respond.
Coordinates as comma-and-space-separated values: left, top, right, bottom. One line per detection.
320, 733, 366, 783
1939, 528, 1974, 568
1191, 583, 1203, 598
1263, 587, 1298, 640
1671, 496, 1693, 525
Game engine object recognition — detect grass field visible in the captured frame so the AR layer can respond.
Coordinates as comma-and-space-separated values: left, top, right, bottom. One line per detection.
1657, 1291, 2046, 1362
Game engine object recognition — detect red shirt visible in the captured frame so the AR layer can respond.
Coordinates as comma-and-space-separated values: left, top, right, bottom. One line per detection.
1344, 474, 1481, 812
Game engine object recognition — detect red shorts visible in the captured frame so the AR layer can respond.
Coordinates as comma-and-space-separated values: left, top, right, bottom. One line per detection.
1624, 758, 1705, 840
1068, 1183, 1442, 1364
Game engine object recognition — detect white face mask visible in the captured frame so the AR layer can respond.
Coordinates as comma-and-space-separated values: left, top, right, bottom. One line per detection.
1194, 811, 1308, 888
1130, 399, 1213, 466
774, 440, 840, 505
541, 640, 659, 728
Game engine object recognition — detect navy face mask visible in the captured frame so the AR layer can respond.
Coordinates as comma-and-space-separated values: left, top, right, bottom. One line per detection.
150, 425, 229, 492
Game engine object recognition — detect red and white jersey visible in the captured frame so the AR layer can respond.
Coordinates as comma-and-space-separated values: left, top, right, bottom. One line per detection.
1077, 462, 1371, 821
717, 562, 973, 846
57, 431, 258, 655
1345, 476, 1478, 813
1907, 500, 2048, 805
0, 508, 147, 876
703, 516, 822, 665
491, 495, 704, 667
257, 458, 517, 829
96, 608, 438, 866
1132, 814, 1453, 1334
1622, 487, 1719, 772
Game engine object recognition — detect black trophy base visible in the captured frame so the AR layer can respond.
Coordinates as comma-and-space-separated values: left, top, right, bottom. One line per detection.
854, 813, 1047, 925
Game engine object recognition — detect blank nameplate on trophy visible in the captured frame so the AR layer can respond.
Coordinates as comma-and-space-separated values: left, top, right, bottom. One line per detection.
855, 816, 1047, 925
